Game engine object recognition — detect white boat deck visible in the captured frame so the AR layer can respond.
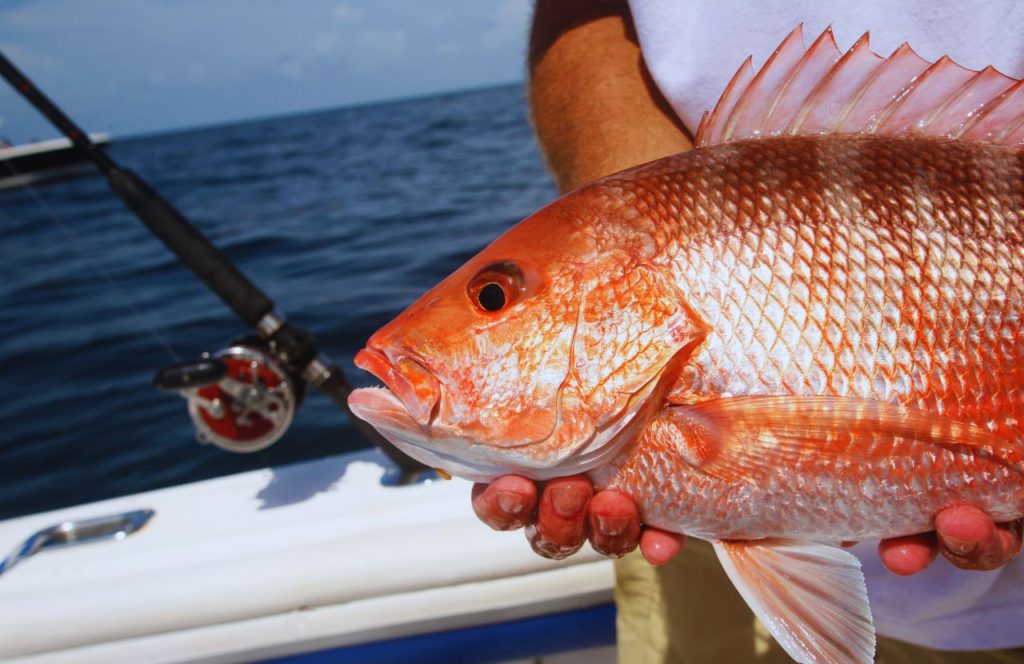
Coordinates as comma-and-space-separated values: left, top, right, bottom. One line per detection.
0, 449, 614, 663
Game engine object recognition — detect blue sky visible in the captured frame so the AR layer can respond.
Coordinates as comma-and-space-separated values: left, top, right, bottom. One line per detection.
0, 0, 531, 143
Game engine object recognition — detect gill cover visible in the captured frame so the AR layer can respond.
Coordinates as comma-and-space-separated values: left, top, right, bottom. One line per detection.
542, 251, 710, 474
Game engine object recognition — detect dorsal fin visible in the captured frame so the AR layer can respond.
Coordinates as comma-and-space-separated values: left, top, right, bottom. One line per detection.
694, 25, 1023, 148
697, 56, 755, 146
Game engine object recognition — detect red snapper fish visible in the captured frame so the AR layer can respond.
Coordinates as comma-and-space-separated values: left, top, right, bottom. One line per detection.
350, 26, 1024, 663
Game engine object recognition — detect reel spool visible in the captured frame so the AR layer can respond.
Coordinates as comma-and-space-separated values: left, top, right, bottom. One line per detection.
155, 342, 301, 453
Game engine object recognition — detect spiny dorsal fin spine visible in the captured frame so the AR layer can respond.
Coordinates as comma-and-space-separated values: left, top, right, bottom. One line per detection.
875, 56, 974, 134
1001, 111, 1024, 142
696, 56, 754, 146
932, 66, 1015, 138
696, 26, 1024, 148
786, 32, 881, 136
761, 27, 841, 136
694, 110, 710, 143
840, 42, 930, 134
961, 80, 1024, 142
725, 26, 808, 141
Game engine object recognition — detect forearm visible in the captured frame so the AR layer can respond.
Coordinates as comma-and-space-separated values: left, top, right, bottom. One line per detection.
528, 0, 691, 193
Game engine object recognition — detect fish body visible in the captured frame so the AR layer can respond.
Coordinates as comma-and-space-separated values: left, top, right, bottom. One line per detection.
586, 134, 1024, 542
350, 26, 1024, 663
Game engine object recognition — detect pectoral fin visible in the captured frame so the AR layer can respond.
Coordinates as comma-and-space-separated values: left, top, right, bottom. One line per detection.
663, 395, 1016, 483
713, 539, 875, 664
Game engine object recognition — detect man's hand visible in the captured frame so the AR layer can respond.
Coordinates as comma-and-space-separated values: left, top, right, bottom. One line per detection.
879, 505, 1023, 575
473, 476, 1022, 573
472, 475, 683, 564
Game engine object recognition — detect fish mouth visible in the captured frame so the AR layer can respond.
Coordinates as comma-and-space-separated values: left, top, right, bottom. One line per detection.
348, 349, 506, 482
352, 347, 440, 427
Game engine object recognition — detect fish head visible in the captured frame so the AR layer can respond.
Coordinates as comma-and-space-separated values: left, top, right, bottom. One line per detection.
349, 184, 708, 482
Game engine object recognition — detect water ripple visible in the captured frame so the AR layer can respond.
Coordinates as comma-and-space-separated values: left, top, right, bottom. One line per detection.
0, 84, 557, 519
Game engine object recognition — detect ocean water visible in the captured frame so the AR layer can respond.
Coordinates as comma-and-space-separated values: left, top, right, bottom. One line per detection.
0, 84, 557, 521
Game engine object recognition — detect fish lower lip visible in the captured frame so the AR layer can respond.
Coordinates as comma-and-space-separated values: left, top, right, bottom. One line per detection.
354, 347, 439, 426
348, 386, 416, 430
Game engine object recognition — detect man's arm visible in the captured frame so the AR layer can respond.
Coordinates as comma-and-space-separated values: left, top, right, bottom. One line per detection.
528, 0, 690, 193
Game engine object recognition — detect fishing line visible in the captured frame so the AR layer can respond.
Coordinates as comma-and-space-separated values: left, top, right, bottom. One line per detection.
0, 49, 427, 474
1, 157, 182, 361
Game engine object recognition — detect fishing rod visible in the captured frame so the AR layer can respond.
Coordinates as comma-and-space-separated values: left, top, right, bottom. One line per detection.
0, 50, 425, 478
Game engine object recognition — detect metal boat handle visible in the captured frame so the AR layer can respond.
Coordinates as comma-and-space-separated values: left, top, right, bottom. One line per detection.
0, 508, 154, 578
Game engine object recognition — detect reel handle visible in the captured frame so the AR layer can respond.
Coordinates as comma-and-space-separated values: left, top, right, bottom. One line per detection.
154, 358, 228, 392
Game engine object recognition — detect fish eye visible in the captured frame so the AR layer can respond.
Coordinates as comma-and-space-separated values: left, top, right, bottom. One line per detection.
477, 282, 506, 311
468, 261, 524, 314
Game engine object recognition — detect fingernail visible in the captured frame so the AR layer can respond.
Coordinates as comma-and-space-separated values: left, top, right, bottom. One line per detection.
526, 524, 583, 560
496, 490, 526, 515
550, 485, 587, 518
532, 537, 582, 560
595, 513, 631, 537
944, 536, 977, 557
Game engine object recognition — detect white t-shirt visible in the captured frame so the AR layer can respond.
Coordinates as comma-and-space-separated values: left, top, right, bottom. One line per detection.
626, 0, 1024, 651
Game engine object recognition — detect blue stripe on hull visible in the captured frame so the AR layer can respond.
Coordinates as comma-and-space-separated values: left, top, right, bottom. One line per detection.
263, 602, 616, 664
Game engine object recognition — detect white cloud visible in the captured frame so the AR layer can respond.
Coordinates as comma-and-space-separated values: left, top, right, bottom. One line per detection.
334, 3, 361, 22
278, 55, 306, 81
357, 28, 407, 64
0, 0, 533, 142
0, 5, 45, 30
314, 32, 339, 56
434, 42, 464, 56
479, 0, 530, 50
0, 42, 58, 70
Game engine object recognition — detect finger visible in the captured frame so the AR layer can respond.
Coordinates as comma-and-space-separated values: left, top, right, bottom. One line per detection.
639, 527, 685, 566
526, 475, 593, 559
471, 475, 537, 531
878, 533, 938, 576
587, 490, 641, 558
935, 505, 1014, 571
997, 520, 1024, 562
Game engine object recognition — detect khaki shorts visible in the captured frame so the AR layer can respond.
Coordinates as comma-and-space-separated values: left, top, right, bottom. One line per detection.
615, 539, 1024, 663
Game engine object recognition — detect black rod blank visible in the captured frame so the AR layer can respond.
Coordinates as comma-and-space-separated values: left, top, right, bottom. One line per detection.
0, 48, 425, 475
0, 50, 117, 175
0, 49, 276, 326
106, 168, 276, 327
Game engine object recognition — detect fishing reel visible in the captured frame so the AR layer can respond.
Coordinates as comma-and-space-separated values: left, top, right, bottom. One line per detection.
154, 338, 305, 453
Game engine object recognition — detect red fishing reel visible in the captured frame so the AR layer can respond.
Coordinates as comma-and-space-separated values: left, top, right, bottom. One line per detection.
155, 340, 303, 452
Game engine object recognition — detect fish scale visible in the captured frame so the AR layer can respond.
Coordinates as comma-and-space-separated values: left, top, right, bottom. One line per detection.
584, 135, 1024, 541
601, 136, 1024, 432
596, 410, 1023, 541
